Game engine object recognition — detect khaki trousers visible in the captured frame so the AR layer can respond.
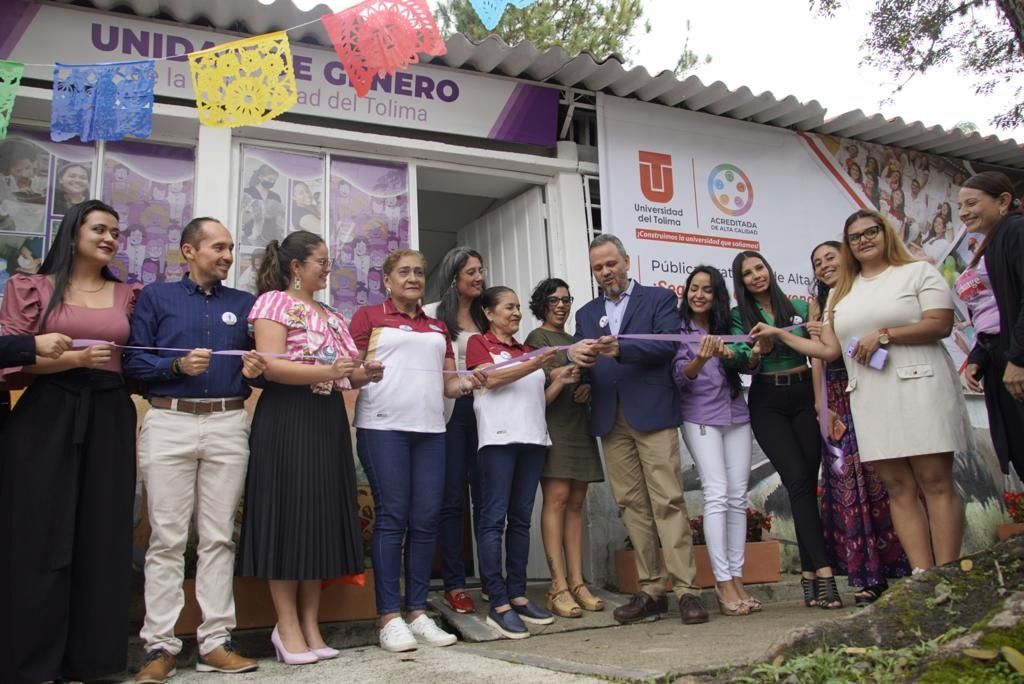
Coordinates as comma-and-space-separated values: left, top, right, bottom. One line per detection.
138, 405, 250, 656
603, 407, 698, 598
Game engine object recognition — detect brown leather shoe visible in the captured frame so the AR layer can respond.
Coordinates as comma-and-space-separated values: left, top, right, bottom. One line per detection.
134, 650, 176, 683
679, 593, 710, 625
196, 641, 258, 673
612, 592, 668, 624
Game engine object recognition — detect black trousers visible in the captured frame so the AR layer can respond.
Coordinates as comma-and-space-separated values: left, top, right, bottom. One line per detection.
977, 334, 1024, 478
748, 375, 830, 572
0, 370, 137, 684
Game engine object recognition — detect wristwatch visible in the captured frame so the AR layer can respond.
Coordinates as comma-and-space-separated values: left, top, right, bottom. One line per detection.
171, 357, 184, 376
878, 328, 891, 346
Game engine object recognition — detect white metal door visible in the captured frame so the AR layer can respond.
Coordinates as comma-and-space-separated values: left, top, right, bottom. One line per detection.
456, 185, 555, 580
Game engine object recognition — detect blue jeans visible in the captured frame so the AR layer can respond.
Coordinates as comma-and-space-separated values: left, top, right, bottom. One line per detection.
357, 428, 445, 615
476, 443, 546, 608
438, 396, 481, 589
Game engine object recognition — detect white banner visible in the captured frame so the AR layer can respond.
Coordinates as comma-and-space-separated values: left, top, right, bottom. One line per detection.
597, 93, 861, 303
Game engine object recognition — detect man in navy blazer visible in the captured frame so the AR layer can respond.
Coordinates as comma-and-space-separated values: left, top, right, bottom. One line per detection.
569, 234, 707, 625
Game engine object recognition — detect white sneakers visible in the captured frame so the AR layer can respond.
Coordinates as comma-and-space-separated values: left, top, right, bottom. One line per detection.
407, 614, 457, 647
379, 615, 457, 652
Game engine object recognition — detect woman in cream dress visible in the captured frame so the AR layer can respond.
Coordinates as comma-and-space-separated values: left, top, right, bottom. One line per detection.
751, 209, 967, 574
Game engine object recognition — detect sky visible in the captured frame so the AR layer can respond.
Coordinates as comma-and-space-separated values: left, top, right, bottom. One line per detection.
267, 0, 1023, 142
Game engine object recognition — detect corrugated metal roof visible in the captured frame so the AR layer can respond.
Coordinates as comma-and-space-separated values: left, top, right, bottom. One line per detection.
50, 0, 1024, 168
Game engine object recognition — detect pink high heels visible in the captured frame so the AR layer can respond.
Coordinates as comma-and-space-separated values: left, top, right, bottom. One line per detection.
271, 625, 319, 665
310, 646, 340, 659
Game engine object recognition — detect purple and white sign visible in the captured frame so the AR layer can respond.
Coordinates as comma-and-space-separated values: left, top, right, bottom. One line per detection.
3, 3, 559, 147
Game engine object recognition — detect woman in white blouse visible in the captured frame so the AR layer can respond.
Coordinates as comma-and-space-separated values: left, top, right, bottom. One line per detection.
751, 209, 967, 574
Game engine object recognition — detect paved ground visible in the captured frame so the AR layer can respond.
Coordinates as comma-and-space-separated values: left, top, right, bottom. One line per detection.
116, 596, 857, 683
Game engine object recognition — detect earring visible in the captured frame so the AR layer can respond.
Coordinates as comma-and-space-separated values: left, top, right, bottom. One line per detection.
293, 276, 302, 290
385, 287, 392, 296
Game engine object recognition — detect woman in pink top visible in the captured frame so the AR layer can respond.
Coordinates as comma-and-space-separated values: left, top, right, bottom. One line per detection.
0, 200, 140, 684
236, 230, 383, 665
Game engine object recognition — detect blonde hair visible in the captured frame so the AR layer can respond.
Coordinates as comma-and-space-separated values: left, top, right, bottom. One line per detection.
382, 248, 426, 276
828, 209, 916, 316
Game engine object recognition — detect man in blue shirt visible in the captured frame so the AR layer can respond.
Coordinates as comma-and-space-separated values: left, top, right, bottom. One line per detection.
125, 218, 265, 683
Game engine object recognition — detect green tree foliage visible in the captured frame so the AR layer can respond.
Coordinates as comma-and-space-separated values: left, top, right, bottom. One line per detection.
435, 0, 711, 77
811, 0, 1024, 130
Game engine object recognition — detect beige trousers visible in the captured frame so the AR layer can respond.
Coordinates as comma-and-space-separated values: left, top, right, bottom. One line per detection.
138, 405, 250, 656
603, 407, 698, 598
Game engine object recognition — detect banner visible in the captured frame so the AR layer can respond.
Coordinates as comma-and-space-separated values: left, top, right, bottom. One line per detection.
3, 3, 559, 147
597, 94, 1024, 383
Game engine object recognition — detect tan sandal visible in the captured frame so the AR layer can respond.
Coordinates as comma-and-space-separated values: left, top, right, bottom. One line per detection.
570, 583, 604, 612
546, 589, 582, 618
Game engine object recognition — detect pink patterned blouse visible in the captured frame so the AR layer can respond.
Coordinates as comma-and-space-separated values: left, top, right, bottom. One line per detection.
248, 289, 358, 395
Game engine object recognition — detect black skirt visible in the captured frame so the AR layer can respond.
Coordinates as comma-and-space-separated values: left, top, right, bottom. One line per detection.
237, 383, 364, 580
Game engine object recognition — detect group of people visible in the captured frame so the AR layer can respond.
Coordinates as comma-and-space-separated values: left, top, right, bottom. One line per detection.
0, 169, 1020, 684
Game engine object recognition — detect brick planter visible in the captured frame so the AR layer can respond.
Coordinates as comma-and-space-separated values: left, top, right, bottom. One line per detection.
614, 539, 781, 593
996, 522, 1024, 541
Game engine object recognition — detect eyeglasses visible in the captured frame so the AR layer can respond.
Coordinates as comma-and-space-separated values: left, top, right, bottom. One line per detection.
546, 296, 574, 306
306, 258, 335, 269
846, 225, 883, 245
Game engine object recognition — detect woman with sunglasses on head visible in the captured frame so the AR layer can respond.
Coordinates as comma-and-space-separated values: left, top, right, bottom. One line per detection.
956, 172, 1024, 480
0, 200, 140, 684
423, 247, 486, 614
349, 249, 483, 653
673, 266, 764, 616
752, 211, 968, 576
237, 230, 383, 665
524, 278, 605, 619
809, 242, 910, 607
730, 251, 841, 610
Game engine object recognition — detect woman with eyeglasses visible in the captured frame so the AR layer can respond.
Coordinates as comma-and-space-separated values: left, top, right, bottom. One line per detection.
349, 249, 483, 652
956, 171, 1024, 480
423, 247, 486, 614
809, 242, 910, 607
524, 278, 604, 619
237, 230, 383, 665
752, 211, 968, 576
730, 251, 841, 610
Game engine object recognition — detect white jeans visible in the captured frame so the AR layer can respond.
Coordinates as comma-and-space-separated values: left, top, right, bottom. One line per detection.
138, 406, 250, 656
681, 422, 752, 583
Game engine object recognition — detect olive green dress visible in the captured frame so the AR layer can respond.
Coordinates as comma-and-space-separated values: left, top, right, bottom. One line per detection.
524, 327, 604, 482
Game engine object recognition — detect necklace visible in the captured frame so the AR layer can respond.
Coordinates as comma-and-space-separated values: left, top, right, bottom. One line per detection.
70, 280, 107, 293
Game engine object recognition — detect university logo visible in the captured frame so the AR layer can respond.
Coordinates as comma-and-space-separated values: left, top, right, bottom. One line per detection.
708, 164, 754, 216
638, 151, 674, 203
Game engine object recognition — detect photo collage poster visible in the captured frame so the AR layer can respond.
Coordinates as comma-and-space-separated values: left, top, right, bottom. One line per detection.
0, 127, 95, 303
328, 157, 409, 320
102, 141, 196, 286
236, 146, 324, 295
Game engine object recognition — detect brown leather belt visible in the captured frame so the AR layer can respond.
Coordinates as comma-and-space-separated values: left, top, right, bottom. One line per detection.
754, 369, 811, 386
150, 396, 245, 414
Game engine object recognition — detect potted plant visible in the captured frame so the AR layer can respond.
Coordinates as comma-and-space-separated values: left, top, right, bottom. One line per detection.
615, 506, 781, 592
997, 491, 1024, 541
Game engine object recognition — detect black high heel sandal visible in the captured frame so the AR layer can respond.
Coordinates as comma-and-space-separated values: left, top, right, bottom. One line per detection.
801, 577, 817, 608
816, 575, 844, 609
854, 584, 886, 607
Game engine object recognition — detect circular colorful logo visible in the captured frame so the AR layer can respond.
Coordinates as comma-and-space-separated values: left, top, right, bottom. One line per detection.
708, 164, 754, 216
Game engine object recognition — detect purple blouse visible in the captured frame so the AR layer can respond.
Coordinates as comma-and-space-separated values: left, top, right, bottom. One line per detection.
672, 323, 750, 427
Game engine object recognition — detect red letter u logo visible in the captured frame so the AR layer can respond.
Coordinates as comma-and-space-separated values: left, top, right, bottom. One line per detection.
638, 151, 674, 203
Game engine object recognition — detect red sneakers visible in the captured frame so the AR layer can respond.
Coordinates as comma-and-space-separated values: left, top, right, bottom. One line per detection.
443, 589, 476, 613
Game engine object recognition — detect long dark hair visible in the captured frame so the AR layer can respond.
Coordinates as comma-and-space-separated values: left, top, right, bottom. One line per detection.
38, 199, 120, 331
434, 246, 484, 339
810, 240, 842, 316
679, 266, 741, 398
961, 171, 1023, 268
529, 277, 570, 320
472, 285, 514, 334
731, 251, 796, 332
256, 229, 323, 294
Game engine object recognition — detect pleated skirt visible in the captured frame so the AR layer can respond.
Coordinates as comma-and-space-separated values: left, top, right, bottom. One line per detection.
237, 383, 364, 580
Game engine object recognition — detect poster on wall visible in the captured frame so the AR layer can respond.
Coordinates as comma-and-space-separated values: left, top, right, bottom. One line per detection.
236, 147, 324, 295
0, 128, 96, 302
328, 158, 409, 319
101, 141, 196, 286
597, 94, 1023, 382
